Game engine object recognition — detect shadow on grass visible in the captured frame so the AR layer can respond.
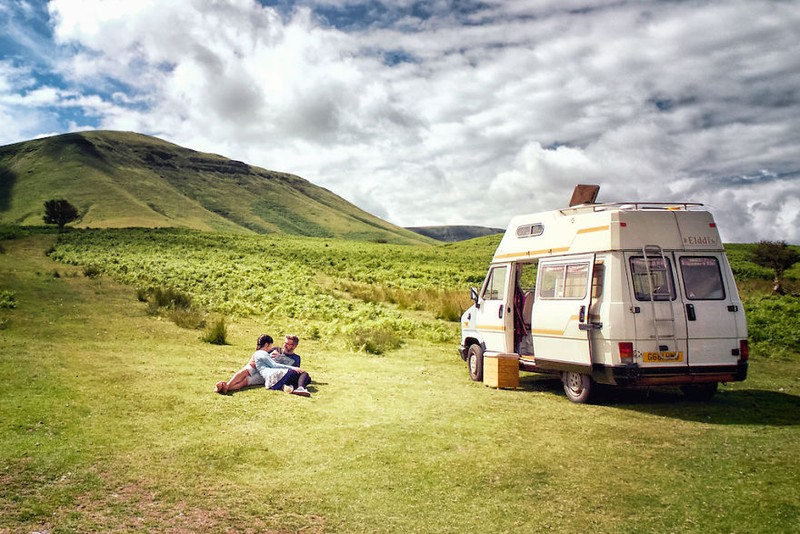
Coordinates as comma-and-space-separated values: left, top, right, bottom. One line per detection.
217, 382, 328, 396
606, 388, 800, 426
517, 374, 800, 426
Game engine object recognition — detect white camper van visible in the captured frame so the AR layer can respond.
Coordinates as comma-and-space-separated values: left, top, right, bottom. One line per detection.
459, 186, 748, 403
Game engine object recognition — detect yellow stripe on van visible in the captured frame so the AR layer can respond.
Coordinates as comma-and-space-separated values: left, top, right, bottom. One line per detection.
477, 325, 506, 332
494, 247, 570, 261
531, 328, 565, 336
530, 315, 580, 336
576, 225, 610, 234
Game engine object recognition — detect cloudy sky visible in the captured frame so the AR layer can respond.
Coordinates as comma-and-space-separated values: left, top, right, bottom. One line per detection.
1, 0, 799, 242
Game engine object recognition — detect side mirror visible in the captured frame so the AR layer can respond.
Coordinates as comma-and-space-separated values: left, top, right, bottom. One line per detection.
470, 287, 480, 307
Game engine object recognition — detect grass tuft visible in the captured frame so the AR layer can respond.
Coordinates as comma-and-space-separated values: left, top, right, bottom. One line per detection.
82, 264, 102, 278
170, 308, 206, 330
201, 315, 228, 344
0, 289, 17, 309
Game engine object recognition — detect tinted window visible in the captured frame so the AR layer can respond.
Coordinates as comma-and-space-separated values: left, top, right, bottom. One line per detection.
680, 257, 725, 300
630, 257, 675, 301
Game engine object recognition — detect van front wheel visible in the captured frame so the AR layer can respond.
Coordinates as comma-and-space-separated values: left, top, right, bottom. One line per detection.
468, 344, 484, 382
562, 371, 592, 403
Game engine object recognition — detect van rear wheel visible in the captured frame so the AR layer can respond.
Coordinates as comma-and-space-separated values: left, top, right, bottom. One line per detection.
562, 371, 592, 403
468, 344, 484, 382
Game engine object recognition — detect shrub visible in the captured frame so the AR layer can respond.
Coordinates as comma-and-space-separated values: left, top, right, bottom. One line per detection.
307, 325, 321, 340
150, 287, 192, 309
745, 295, 800, 359
0, 290, 16, 310
0, 225, 20, 241
135, 287, 149, 302
435, 292, 467, 322
83, 264, 102, 278
345, 320, 402, 355
201, 316, 228, 345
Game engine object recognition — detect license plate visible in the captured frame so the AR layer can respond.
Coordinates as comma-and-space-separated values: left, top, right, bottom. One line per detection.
643, 351, 684, 363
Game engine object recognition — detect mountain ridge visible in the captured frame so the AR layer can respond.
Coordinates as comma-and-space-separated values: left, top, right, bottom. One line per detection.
0, 131, 433, 245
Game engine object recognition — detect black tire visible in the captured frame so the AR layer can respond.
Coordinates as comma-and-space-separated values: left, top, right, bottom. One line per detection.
562, 371, 592, 403
681, 382, 718, 401
468, 344, 484, 382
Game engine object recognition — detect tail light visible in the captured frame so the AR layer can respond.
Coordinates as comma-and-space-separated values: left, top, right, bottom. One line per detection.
739, 340, 749, 362
619, 342, 634, 364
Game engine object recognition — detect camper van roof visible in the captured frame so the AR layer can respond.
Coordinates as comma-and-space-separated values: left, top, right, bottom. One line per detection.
560, 201, 705, 214
492, 202, 722, 263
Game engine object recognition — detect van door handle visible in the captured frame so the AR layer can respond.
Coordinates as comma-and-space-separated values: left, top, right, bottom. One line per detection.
498, 305, 504, 319
686, 303, 696, 321
579, 305, 586, 323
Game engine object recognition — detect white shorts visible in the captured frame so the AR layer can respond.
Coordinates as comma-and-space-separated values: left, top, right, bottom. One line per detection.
242, 364, 265, 386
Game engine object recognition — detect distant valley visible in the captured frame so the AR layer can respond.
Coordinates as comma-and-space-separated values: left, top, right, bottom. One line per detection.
405, 225, 503, 242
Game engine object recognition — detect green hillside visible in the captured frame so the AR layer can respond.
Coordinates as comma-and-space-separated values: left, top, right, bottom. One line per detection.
0, 130, 432, 245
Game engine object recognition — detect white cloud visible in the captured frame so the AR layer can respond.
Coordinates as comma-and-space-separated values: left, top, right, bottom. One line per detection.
1, 0, 798, 243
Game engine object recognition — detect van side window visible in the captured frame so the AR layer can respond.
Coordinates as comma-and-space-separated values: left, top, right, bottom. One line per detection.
482, 266, 508, 301
538, 262, 589, 299
630, 257, 675, 301
680, 257, 725, 300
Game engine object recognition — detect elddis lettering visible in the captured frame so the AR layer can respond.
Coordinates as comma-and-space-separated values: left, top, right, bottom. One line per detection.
684, 235, 717, 245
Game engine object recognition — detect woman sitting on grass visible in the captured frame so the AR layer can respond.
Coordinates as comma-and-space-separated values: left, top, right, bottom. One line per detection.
215, 334, 311, 397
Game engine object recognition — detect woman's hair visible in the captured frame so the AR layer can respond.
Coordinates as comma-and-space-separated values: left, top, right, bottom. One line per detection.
256, 334, 274, 349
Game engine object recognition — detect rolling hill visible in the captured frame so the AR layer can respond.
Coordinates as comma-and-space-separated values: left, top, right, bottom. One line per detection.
0, 130, 433, 245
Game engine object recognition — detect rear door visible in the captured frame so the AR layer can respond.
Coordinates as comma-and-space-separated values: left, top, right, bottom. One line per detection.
625, 252, 689, 368
475, 264, 513, 353
531, 255, 595, 369
676, 254, 740, 367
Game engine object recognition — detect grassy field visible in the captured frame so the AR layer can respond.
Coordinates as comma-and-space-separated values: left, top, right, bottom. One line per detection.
1, 231, 799, 532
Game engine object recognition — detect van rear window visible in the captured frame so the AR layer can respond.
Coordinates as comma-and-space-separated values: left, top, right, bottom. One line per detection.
630, 257, 675, 301
680, 257, 725, 300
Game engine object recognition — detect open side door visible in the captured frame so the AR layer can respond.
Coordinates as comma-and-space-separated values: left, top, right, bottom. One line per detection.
531, 254, 596, 371
474, 264, 513, 353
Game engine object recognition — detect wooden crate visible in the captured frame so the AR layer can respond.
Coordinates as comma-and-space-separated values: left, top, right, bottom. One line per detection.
484, 353, 519, 389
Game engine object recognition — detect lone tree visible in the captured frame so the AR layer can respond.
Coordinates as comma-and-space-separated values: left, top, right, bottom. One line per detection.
751, 240, 800, 295
43, 199, 80, 231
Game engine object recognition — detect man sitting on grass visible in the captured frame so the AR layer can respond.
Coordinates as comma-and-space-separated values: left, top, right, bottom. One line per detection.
215, 334, 311, 397
270, 334, 302, 366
